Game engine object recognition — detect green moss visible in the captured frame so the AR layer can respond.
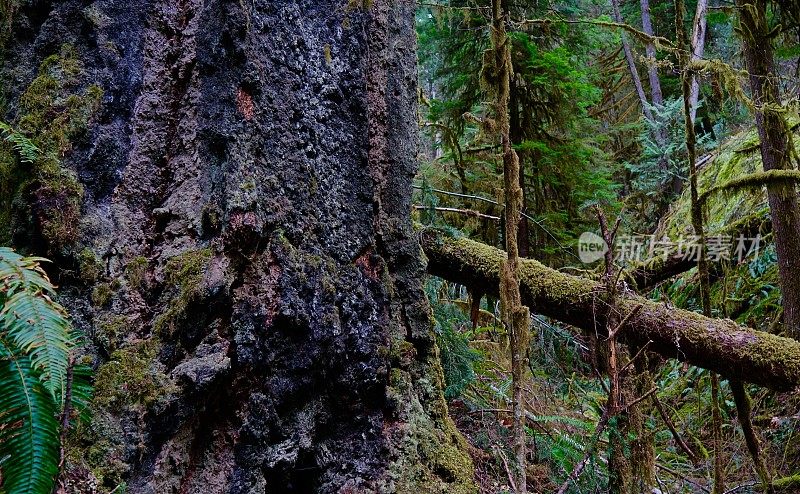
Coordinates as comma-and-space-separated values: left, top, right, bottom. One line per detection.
774, 474, 800, 491
385, 363, 477, 494
68, 410, 129, 490
78, 247, 103, 284
153, 248, 212, 335
0, 44, 103, 250
93, 339, 176, 413
125, 256, 148, 289
91, 282, 114, 307
659, 123, 800, 239
95, 315, 129, 353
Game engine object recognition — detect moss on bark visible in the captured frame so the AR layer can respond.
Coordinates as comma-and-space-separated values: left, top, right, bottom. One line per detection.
421, 227, 800, 390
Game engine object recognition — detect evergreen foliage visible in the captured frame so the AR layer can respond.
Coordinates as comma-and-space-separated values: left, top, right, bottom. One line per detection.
0, 248, 89, 494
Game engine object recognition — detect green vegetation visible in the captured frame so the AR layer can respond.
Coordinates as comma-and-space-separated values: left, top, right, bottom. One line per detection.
153, 248, 212, 335
0, 44, 102, 251
418, 0, 800, 492
0, 247, 90, 494
93, 339, 175, 413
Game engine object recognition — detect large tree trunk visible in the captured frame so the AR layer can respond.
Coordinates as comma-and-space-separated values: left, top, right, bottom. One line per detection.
736, 0, 800, 340
420, 227, 800, 390
1, 1, 475, 493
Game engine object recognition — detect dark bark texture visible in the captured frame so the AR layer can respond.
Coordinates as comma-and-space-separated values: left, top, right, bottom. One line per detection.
737, 0, 800, 339
1, 1, 475, 493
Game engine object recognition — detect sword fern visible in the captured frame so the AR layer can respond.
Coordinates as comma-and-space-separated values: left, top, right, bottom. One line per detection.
0, 247, 89, 494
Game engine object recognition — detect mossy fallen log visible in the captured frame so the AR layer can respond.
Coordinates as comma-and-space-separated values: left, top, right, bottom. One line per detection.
420, 227, 800, 391
627, 209, 771, 290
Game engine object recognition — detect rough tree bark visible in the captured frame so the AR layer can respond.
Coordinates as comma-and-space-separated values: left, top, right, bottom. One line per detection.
736, 0, 800, 340
420, 228, 800, 390
1, 1, 475, 493
490, 1, 530, 491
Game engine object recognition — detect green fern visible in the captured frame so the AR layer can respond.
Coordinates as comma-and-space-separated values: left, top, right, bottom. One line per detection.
0, 247, 89, 494
0, 247, 73, 399
0, 121, 39, 164
0, 338, 59, 494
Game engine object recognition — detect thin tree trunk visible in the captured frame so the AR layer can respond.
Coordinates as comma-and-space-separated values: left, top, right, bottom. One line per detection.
510, 73, 530, 258
689, 0, 708, 123
639, 0, 664, 107
491, 1, 530, 491
677, 0, 725, 489
611, 0, 654, 123
731, 380, 775, 493
614, 0, 675, 196
736, 0, 800, 339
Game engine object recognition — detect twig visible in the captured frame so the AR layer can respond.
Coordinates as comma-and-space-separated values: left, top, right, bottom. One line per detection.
652, 393, 700, 464
412, 205, 501, 221
494, 444, 517, 493
412, 184, 500, 206
608, 304, 643, 340
619, 386, 658, 413
618, 341, 652, 375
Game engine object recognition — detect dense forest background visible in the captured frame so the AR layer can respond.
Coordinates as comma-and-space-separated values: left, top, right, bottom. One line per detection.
415, 0, 800, 492
1, 0, 800, 493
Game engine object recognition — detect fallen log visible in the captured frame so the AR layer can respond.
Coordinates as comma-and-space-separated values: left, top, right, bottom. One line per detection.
628, 209, 771, 290
419, 227, 800, 391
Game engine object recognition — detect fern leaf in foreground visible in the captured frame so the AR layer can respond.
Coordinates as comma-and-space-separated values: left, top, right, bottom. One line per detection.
0, 339, 59, 494
0, 248, 73, 399
1, 291, 72, 399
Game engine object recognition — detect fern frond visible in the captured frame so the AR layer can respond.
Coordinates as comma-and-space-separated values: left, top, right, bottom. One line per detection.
0, 121, 39, 164
0, 338, 59, 494
1, 291, 72, 399
68, 364, 94, 425
0, 248, 53, 297
0, 248, 73, 399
